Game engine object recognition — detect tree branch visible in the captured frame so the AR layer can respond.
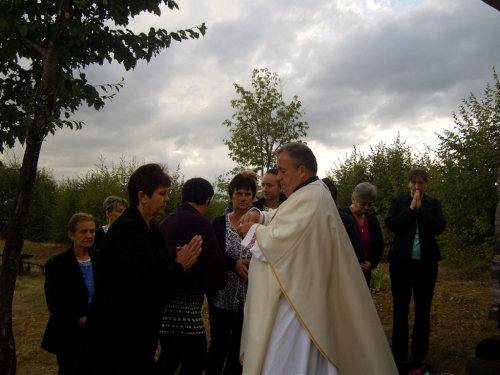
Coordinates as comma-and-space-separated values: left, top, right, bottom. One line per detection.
482, 0, 500, 12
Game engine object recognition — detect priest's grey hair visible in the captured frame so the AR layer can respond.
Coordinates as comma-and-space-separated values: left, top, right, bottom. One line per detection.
275, 142, 317, 175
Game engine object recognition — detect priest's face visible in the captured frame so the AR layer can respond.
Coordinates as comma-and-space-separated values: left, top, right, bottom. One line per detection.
277, 151, 304, 198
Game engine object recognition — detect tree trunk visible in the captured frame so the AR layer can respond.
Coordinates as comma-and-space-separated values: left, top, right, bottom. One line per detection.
0, 118, 46, 374
0, 2, 65, 371
492, 136, 500, 328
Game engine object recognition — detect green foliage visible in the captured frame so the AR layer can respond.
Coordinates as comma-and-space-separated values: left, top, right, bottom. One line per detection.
328, 135, 423, 251
26, 168, 58, 242
371, 265, 385, 291
50, 156, 139, 242
0, 165, 21, 238
0, 157, 56, 242
328, 70, 500, 269
223, 68, 309, 177
49, 159, 192, 240
0, 0, 206, 151
153, 165, 184, 226
0, 2, 207, 372
205, 170, 233, 221
329, 147, 369, 208
434, 68, 500, 263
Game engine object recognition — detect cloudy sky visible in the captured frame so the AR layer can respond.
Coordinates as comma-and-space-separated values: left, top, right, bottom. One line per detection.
6, 0, 500, 182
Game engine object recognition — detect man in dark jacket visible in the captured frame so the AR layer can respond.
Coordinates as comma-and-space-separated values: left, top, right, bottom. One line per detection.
385, 169, 446, 365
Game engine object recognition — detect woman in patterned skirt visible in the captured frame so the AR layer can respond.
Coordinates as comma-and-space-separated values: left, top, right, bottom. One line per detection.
206, 173, 256, 375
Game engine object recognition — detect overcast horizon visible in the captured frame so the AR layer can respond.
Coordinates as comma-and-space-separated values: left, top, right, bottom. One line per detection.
3, 0, 500, 182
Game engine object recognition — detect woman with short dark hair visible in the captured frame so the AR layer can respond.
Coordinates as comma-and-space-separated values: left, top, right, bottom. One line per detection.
385, 169, 446, 365
86, 163, 203, 375
206, 173, 256, 375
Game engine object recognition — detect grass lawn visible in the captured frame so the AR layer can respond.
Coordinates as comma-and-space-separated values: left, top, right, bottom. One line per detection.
2, 240, 498, 375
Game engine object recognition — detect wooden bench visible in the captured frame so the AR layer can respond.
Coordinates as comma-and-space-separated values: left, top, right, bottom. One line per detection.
21, 258, 45, 274
0, 250, 45, 275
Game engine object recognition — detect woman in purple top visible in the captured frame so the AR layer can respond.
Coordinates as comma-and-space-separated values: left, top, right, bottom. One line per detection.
157, 178, 228, 375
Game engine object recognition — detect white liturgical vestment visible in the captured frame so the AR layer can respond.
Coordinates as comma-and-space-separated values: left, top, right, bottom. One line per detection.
240, 179, 398, 375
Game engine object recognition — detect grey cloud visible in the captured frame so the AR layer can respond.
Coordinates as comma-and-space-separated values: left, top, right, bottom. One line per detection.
7, 0, 500, 182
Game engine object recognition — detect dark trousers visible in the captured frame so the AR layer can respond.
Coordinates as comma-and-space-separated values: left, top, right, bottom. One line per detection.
57, 352, 106, 375
107, 332, 158, 375
364, 269, 372, 288
55, 338, 108, 375
390, 258, 438, 359
157, 334, 207, 375
205, 305, 243, 375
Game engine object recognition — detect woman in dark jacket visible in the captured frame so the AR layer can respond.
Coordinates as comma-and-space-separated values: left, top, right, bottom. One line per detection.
385, 169, 446, 365
339, 182, 384, 287
86, 164, 203, 375
42, 213, 106, 375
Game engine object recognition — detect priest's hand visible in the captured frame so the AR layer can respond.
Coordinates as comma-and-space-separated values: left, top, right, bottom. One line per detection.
237, 222, 254, 239
235, 259, 250, 280
240, 210, 260, 224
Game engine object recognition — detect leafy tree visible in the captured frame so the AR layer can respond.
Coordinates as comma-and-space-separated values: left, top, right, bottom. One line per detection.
206, 170, 234, 220
153, 165, 185, 226
366, 136, 426, 247
0, 155, 57, 242
26, 167, 58, 242
223, 68, 309, 177
50, 156, 139, 242
482, 1, 500, 14
328, 135, 433, 254
0, 2, 206, 372
0, 165, 20, 239
433, 69, 500, 267
328, 147, 369, 208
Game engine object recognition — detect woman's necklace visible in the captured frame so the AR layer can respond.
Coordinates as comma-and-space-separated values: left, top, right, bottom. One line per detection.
355, 215, 365, 232
350, 206, 365, 232
229, 212, 242, 228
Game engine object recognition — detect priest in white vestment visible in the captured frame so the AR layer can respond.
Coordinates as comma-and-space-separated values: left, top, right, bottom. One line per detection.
237, 142, 398, 375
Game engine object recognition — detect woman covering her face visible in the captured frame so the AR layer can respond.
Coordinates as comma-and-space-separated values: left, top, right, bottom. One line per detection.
385, 169, 446, 366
